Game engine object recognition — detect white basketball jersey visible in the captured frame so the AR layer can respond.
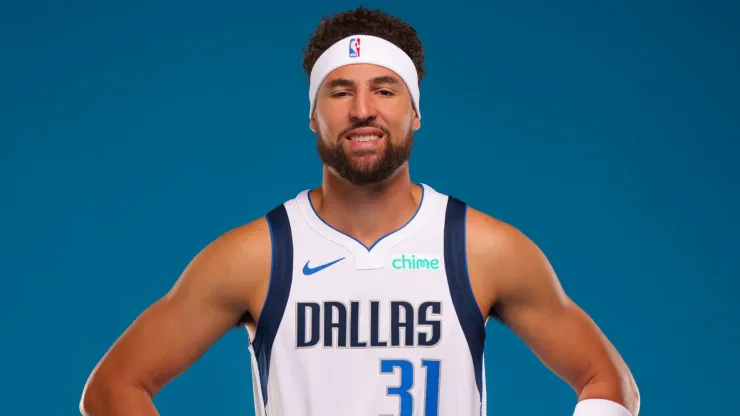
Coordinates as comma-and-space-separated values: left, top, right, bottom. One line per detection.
247, 183, 487, 416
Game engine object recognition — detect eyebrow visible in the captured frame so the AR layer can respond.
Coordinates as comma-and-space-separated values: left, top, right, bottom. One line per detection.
323, 75, 402, 90
370, 75, 401, 86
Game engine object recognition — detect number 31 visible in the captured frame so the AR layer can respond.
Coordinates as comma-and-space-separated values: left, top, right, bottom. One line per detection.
380, 359, 441, 416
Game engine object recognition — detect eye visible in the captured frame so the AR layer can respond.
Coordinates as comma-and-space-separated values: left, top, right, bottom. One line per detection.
377, 89, 395, 96
331, 91, 351, 98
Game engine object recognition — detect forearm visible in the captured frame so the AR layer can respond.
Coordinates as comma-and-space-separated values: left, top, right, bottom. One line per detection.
80, 382, 160, 416
577, 371, 640, 416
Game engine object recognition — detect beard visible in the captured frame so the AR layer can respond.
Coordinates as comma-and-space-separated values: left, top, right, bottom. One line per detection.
317, 123, 414, 186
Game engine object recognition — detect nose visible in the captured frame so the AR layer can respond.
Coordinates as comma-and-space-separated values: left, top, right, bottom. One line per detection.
348, 88, 377, 123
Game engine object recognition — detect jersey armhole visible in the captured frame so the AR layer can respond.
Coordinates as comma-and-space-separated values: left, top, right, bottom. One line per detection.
252, 204, 294, 407
444, 196, 487, 402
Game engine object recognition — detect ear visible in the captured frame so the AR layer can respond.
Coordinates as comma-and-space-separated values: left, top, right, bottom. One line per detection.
310, 116, 318, 133
412, 113, 421, 131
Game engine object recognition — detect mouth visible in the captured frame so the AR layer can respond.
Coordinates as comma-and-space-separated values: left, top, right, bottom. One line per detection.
344, 127, 385, 143
348, 134, 382, 142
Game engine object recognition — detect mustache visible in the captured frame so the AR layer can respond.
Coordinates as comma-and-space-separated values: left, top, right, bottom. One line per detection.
337, 121, 391, 139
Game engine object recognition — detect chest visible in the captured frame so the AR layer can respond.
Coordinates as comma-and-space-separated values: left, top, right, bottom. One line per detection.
284, 247, 455, 349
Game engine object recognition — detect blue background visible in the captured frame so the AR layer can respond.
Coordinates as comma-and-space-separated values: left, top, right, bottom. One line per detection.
1, 0, 738, 414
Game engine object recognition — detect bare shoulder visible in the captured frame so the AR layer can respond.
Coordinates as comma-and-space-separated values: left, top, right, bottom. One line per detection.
464, 207, 521, 253
172, 216, 273, 323
465, 207, 552, 279
464, 206, 564, 320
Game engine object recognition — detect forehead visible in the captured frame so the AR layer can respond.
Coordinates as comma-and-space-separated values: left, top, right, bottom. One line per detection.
322, 63, 407, 87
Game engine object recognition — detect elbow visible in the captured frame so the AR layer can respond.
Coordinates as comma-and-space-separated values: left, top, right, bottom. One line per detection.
79, 372, 156, 415
79, 380, 102, 415
577, 368, 640, 416
79, 372, 121, 415
613, 374, 642, 416
624, 373, 641, 416
80, 374, 116, 416
614, 362, 640, 415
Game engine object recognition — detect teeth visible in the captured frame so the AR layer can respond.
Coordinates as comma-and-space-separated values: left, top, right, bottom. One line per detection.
350, 135, 380, 142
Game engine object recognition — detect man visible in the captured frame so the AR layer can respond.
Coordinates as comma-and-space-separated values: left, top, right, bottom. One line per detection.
80, 6, 639, 416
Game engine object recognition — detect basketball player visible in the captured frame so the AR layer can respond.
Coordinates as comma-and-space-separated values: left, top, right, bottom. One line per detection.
80, 7, 639, 416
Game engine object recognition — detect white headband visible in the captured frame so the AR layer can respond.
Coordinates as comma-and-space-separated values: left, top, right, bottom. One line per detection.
308, 34, 421, 120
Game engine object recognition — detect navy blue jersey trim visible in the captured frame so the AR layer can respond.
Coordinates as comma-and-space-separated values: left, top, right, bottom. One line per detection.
252, 204, 294, 408
443, 196, 486, 406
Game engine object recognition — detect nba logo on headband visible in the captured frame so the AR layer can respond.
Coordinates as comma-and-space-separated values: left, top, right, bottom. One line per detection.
349, 37, 360, 58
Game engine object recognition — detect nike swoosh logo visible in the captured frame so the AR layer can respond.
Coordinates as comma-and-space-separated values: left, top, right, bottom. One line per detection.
303, 257, 345, 275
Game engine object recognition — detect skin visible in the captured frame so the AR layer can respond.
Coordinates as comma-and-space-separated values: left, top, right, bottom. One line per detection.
80, 63, 640, 415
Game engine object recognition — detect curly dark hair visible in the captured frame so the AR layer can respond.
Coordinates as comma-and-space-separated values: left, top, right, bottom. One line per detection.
302, 6, 425, 83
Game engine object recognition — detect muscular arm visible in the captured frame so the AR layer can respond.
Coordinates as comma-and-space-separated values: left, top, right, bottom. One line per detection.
466, 209, 640, 415
79, 219, 271, 415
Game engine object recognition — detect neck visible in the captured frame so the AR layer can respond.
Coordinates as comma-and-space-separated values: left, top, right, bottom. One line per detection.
311, 164, 422, 248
